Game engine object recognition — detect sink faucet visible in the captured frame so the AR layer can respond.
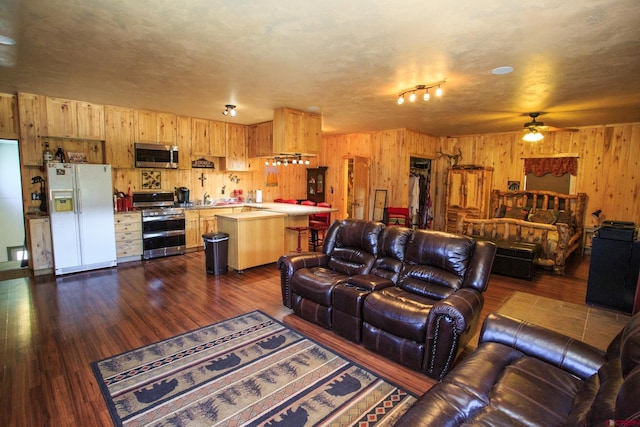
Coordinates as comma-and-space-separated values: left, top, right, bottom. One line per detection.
203, 192, 210, 204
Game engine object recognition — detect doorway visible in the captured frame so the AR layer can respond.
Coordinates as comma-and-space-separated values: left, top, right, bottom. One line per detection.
410, 157, 434, 229
344, 156, 370, 220
0, 139, 27, 272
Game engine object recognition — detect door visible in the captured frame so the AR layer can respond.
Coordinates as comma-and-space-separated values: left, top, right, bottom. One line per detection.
47, 163, 82, 271
345, 156, 369, 220
75, 164, 117, 266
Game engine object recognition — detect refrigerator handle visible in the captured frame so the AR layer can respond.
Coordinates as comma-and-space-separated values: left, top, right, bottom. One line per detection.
76, 188, 81, 214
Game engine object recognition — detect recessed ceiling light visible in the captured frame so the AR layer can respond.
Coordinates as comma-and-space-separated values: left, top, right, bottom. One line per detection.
0, 35, 16, 46
307, 106, 320, 112
491, 66, 513, 75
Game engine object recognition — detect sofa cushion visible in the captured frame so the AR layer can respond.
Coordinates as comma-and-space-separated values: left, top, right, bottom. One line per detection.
401, 230, 475, 294
291, 267, 349, 306
528, 208, 557, 224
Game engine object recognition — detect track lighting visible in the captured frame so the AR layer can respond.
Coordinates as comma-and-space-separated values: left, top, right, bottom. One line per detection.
397, 79, 446, 105
265, 153, 312, 167
222, 104, 236, 117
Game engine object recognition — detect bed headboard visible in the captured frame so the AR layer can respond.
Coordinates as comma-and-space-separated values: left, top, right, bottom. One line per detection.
490, 190, 588, 229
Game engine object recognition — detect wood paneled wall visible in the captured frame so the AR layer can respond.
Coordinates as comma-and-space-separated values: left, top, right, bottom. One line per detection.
319, 123, 640, 230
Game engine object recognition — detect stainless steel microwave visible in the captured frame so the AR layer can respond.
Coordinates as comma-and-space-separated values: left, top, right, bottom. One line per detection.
134, 143, 179, 169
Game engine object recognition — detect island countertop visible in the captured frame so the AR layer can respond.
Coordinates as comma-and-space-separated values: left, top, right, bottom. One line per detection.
214, 211, 287, 221
244, 202, 336, 216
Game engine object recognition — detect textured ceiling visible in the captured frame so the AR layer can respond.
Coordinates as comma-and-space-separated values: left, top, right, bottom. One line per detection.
1, 0, 639, 137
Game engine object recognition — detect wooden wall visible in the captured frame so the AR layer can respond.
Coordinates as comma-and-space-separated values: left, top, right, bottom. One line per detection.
319, 123, 640, 231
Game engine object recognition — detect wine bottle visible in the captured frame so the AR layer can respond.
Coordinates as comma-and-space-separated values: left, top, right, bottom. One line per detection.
43, 142, 53, 164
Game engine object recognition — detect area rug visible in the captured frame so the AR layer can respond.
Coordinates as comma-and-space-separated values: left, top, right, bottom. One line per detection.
92, 311, 416, 426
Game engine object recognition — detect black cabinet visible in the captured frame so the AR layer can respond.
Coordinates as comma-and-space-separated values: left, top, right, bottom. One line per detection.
307, 167, 327, 203
586, 225, 640, 314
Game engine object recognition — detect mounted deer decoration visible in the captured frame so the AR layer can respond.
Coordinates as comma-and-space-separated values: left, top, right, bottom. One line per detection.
437, 147, 463, 167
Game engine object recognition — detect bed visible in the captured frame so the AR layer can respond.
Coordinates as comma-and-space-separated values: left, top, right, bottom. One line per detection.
456, 189, 587, 274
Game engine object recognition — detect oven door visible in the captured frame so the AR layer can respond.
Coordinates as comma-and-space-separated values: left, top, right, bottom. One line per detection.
142, 215, 185, 259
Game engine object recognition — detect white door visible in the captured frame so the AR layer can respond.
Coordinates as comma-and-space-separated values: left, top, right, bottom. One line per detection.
75, 164, 117, 266
47, 163, 81, 272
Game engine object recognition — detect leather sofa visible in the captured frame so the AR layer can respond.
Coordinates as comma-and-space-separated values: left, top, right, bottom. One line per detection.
278, 219, 497, 379
396, 311, 640, 426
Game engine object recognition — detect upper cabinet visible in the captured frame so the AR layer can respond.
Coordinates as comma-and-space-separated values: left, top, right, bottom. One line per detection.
273, 107, 321, 155
191, 118, 225, 157
17, 92, 43, 166
43, 96, 105, 140
105, 105, 134, 168
222, 123, 248, 171
0, 92, 19, 139
134, 109, 176, 144
175, 115, 192, 170
248, 121, 273, 158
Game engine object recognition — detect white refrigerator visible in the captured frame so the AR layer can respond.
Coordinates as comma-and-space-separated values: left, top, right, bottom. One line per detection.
47, 163, 117, 275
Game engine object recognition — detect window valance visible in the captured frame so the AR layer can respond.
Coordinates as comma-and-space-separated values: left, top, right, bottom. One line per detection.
524, 157, 577, 177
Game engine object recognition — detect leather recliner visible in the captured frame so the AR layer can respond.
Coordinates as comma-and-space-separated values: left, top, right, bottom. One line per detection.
280, 219, 384, 329
362, 230, 496, 379
396, 311, 640, 426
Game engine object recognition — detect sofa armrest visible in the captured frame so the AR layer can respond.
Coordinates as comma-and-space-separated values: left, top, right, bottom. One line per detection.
424, 288, 484, 379
461, 239, 497, 292
277, 253, 329, 308
480, 312, 606, 380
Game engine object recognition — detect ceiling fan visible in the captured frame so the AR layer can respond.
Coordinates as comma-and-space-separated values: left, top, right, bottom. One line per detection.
522, 112, 578, 142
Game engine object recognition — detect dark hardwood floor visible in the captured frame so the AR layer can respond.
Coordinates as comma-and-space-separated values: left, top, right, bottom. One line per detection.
0, 251, 592, 426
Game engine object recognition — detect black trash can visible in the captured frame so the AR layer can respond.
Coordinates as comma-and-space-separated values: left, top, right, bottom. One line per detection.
203, 232, 229, 275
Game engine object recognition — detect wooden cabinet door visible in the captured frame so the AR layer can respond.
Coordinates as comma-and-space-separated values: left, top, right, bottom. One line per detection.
224, 123, 248, 171
76, 101, 105, 140
28, 217, 53, 271
304, 113, 321, 154
273, 107, 304, 153
185, 210, 200, 249
0, 92, 19, 139
447, 170, 465, 208
18, 92, 43, 166
464, 170, 485, 210
191, 118, 209, 155
176, 115, 191, 170
105, 105, 134, 168
209, 120, 226, 157
248, 121, 273, 158
45, 97, 77, 138
157, 113, 176, 144
134, 110, 157, 142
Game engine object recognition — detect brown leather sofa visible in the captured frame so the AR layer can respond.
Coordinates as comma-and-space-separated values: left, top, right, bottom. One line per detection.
278, 219, 497, 379
396, 311, 640, 426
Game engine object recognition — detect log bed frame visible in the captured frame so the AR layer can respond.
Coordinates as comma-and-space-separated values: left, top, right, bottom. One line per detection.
457, 190, 588, 275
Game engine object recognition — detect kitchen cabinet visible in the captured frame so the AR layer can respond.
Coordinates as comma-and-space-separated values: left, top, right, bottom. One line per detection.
445, 166, 493, 233
27, 216, 54, 274
222, 123, 248, 171
175, 115, 192, 170
114, 211, 142, 261
306, 167, 327, 203
105, 105, 135, 168
18, 92, 43, 166
134, 109, 176, 144
273, 107, 321, 155
185, 210, 200, 249
248, 121, 273, 158
43, 96, 105, 140
0, 92, 19, 139
216, 211, 286, 271
191, 118, 226, 157
199, 208, 233, 236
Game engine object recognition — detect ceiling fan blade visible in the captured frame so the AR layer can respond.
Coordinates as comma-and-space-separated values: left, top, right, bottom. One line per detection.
545, 125, 579, 132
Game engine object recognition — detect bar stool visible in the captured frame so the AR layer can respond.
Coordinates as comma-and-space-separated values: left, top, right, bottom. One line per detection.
309, 202, 331, 251
287, 200, 313, 252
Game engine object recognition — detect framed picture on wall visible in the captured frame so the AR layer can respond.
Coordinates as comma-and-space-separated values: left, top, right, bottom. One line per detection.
508, 180, 520, 191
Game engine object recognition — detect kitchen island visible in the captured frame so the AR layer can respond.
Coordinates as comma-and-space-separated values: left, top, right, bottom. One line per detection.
244, 202, 337, 253
215, 211, 286, 272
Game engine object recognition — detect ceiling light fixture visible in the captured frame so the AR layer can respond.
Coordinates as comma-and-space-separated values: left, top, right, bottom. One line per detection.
397, 79, 446, 105
522, 129, 544, 142
222, 104, 236, 117
265, 153, 312, 167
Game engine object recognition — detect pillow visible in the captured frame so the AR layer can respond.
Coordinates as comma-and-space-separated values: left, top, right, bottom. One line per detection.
494, 205, 507, 218
528, 209, 557, 224
555, 210, 573, 226
503, 206, 530, 220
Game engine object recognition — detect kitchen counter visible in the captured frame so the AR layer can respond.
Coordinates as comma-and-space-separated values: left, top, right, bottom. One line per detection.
244, 202, 336, 216
215, 211, 286, 271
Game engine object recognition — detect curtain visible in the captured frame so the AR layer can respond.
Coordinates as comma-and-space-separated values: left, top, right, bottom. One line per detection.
524, 157, 577, 177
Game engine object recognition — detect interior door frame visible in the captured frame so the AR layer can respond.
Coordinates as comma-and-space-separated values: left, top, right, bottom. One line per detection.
343, 155, 370, 220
